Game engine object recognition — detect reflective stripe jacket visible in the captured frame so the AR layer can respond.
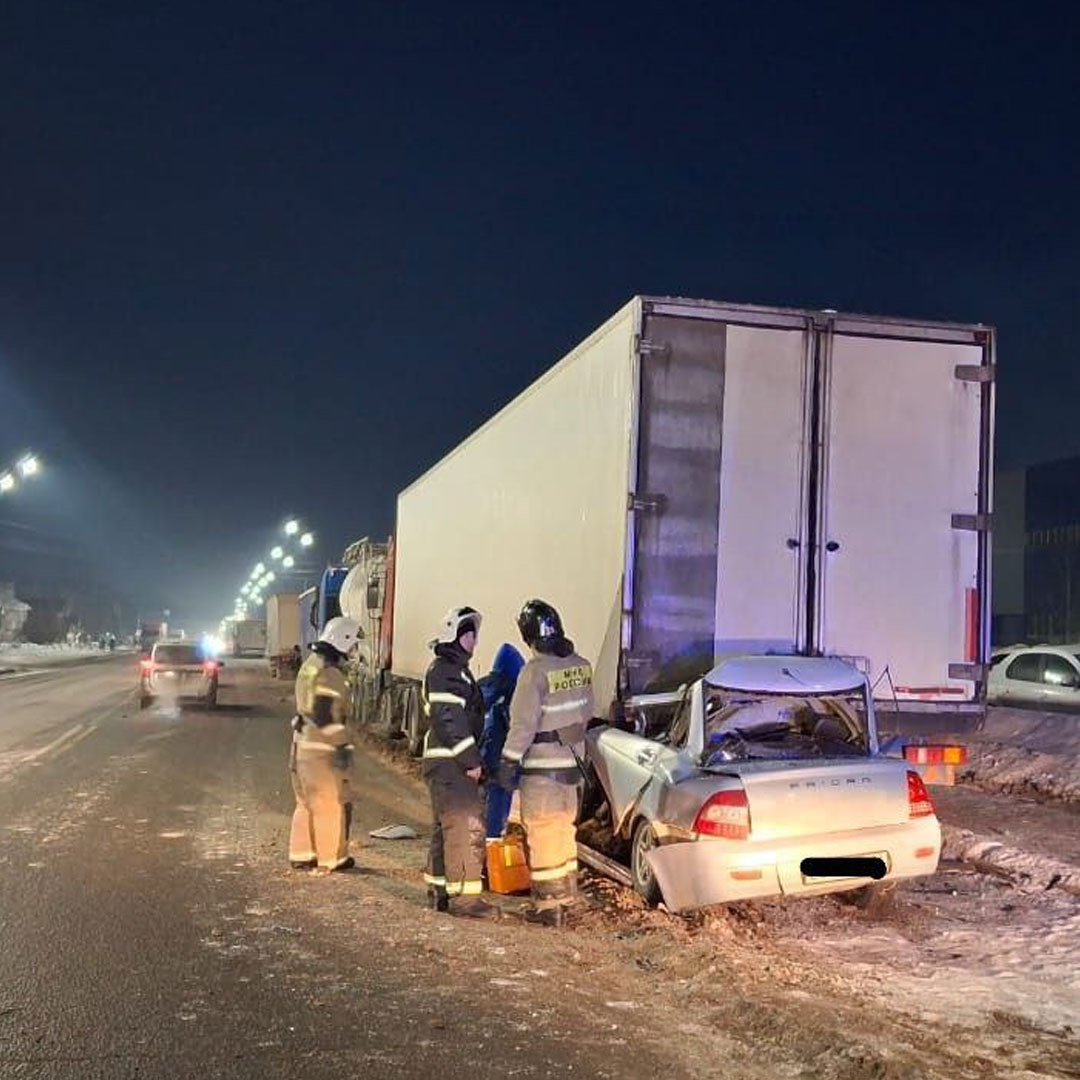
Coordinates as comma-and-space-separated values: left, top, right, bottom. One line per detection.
503, 649, 594, 775
293, 652, 351, 752
421, 642, 484, 776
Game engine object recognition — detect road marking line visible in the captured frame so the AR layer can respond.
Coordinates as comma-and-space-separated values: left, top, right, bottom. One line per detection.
53, 723, 97, 757
23, 724, 85, 763
0, 668, 49, 681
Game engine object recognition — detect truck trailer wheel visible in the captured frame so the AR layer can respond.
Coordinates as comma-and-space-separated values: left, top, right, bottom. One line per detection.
630, 818, 664, 907
404, 686, 425, 757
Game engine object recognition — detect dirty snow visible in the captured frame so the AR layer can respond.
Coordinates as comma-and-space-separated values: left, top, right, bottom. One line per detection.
961, 706, 1080, 803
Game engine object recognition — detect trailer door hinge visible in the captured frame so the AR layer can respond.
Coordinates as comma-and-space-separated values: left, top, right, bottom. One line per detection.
948, 663, 987, 681
628, 492, 667, 514
954, 364, 995, 383
951, 513, 993, 532
635, 336, 671, 359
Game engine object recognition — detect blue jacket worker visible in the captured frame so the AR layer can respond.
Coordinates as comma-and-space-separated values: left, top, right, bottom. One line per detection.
478, 643, 525, 838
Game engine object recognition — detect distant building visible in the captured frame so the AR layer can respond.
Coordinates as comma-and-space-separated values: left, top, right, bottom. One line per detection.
992, 455, 1080, 644
0, 582, 32, 643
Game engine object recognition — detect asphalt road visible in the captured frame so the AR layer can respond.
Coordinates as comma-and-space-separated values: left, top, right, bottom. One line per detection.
0, 658, 679, 1080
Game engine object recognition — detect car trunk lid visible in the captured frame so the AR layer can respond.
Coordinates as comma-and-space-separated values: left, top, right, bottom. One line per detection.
703, 757, 910, 840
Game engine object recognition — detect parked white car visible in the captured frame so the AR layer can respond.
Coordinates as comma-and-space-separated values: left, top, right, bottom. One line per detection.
585, 655, 941, 911
987, 644, 1080, 707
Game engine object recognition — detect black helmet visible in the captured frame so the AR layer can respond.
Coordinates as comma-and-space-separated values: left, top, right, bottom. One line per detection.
517, 599, 564, 648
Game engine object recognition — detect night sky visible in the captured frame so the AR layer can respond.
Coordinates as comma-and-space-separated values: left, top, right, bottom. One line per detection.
1, 4, 1078, 630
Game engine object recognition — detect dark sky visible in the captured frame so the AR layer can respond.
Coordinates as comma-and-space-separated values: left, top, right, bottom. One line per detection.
1, 3, 1078, 630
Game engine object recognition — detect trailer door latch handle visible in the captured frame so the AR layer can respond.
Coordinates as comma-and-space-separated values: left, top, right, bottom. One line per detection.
786, 538, 800, 550
825, 540, 841, 553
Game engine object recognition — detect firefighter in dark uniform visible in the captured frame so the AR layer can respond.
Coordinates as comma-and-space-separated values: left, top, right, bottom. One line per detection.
498, 600, 594, 926
422, 606, 500, 919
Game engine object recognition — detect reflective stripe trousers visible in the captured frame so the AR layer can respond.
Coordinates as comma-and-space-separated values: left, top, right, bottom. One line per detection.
520, 774, 581, 909
425, 767, 485, 898
289, 746, 352, 869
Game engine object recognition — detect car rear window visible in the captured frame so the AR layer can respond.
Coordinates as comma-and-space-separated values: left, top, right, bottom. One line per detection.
153, 645, 203, 665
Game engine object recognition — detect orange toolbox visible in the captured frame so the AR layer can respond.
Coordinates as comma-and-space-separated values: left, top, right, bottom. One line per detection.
486, 834, 531, 895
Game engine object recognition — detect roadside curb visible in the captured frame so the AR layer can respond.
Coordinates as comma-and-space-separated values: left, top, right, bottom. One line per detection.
942, 824, 1080, 898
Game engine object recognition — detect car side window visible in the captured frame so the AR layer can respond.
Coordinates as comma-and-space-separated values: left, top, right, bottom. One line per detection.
1042, 655, 1080, 688
1005, 653, 1043, 683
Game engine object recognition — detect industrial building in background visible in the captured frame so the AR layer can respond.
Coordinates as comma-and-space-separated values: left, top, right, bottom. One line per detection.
992, 454, 1080, 645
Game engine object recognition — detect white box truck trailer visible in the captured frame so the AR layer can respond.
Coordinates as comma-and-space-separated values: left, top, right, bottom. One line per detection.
382, 296, 994, 748
265, 593, 301, 677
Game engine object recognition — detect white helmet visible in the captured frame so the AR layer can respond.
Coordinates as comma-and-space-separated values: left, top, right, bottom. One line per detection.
428, 606, 482, 648
319, 616, 363, 656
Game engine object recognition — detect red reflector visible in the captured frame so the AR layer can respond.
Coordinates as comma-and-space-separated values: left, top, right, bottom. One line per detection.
730, 868, 763, 881
694, 789, 751, 839
914, 847, 936, 859
907, 770, 935, 818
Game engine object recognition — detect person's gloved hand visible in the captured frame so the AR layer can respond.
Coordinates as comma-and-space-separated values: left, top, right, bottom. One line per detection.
331, 745, 354, 772
495, 759, 518, 793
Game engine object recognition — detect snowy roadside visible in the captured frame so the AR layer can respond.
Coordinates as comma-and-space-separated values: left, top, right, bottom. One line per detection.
960, 706, 1080, 803
0, 643, 129, 673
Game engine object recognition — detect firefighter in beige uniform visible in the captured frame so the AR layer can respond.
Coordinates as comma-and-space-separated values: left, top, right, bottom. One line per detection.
498, 600, 594, 926
289, 617, 361, 873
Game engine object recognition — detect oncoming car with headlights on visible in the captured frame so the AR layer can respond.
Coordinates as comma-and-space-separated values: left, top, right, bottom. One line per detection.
583, 656, 940, 911
139, 641, 223, 710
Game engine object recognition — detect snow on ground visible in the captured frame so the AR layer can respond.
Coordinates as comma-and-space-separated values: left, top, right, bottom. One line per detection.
0, 643, 119, 669
962, 706, 1080, 803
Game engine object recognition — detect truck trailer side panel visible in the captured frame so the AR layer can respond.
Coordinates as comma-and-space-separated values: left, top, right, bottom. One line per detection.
392, 301, 639, 708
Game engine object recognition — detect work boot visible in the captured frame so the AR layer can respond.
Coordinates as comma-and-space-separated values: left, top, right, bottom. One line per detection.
450, 897, 501, 920
329, 856, 356, 872
523, 904, 566, 928
427, 888, 450, 913
289, 858, 317, 870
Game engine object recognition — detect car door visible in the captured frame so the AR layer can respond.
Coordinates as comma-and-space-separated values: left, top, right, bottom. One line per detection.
1000, 652, 1045, 705
1035, 653, 1080, 708
587, 727, 668, 828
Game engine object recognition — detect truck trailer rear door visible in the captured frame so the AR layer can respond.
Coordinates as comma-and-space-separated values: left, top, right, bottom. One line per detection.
815, 325, 991, 705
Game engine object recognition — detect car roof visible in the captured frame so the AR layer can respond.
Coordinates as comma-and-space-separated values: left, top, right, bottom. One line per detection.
705, 655, 865, 694
998, 643, 1080, 659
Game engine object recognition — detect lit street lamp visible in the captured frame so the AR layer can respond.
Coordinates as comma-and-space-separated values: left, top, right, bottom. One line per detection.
18, 455, 39, 477
282, 555, 295, 569
284, 520, 299, 536
271, 546, 283, 559
0, 473, 13, 493
300, 532, 314, 547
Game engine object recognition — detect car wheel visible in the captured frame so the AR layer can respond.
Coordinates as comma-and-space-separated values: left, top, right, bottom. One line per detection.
630, 818, 663, 906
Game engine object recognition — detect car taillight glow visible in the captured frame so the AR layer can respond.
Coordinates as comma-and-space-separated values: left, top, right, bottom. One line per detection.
694, 788, 751, 839
907, 770, 935, 818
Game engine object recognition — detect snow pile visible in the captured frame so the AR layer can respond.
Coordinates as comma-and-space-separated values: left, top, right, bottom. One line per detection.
942, 824, 1080, 897
0, 643, 116, 669
961, 707, 1080, 803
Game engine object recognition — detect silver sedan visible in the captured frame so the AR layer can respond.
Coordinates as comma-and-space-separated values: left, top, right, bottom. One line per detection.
585, 656, 941, 911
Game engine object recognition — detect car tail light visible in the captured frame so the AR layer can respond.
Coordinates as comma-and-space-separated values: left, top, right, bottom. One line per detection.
907, 770, 935, 818
694, 788, 751, 839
